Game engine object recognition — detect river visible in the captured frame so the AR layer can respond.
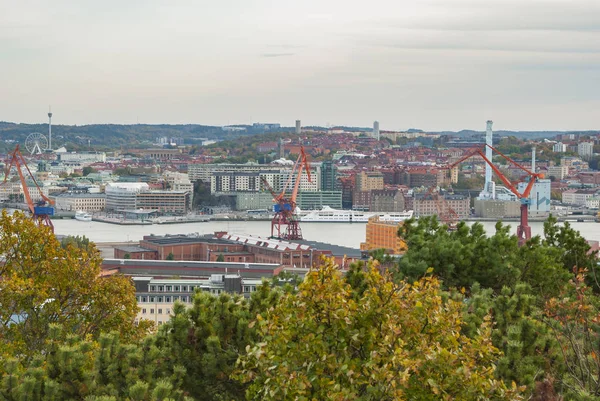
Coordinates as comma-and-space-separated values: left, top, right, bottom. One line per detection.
52, 219, 600, 249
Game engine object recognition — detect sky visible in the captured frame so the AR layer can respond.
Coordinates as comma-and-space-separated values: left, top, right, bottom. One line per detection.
2, 0, 600, 131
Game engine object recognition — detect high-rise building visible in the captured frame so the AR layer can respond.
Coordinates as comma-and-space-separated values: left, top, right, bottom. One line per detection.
373, 121, 380, 141
360, 216, 407, 255
553, 142, 566, 153
578, 142, 594, 160
478, 120, 494, 199
320, 161, 338, 191
295, 120, 301, 135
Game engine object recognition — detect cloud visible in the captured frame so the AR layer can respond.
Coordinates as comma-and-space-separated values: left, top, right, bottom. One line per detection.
261, 53, 296, 58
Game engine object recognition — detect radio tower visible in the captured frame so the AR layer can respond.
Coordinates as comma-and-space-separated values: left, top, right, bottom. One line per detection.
47, 106, 53, 151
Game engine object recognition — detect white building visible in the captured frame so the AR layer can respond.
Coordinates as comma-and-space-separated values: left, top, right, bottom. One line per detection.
105, 182, 150, 211
586, 196, 600, 209
52, 193, 106, 212
546, 165, 569, 180
562, 189, 598, 206
553, 142, 567, 153
58, 152, 106, 163
517, 179, 551, 215
578, 142, 594, 160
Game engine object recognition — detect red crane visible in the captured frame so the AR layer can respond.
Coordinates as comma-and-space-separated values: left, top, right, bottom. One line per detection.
261, 146, 312, 240
1, 145, 55, 231
446, 145, 544, 245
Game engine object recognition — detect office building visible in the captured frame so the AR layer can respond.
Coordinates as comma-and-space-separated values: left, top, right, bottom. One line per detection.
105, 182, 150, 211
360, 216, 407, 255
320, 161, 338, 191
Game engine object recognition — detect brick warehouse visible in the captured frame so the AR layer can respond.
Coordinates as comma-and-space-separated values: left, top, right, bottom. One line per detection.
113, 232, 362, 268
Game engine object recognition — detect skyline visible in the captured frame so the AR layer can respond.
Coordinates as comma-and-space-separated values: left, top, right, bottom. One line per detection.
2, 0, 600, 131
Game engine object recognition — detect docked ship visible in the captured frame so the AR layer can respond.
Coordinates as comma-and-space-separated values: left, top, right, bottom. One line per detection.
74, 211, 92, 222
299, 206, 414, 223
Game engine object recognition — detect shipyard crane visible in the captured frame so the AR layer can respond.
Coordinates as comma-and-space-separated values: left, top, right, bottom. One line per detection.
261, 146, 312, 240
1, 145, 55, 231
446, 144, 544, 245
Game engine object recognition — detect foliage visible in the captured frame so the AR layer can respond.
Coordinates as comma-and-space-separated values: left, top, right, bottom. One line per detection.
544, 271, 600, 399
60, 235, 93, 252
236, 259, 522, 400
82, 166, 96, 176
0, 326, 192, 401
0, 211, 150, 360
396, 216, 571, 297
151, 282, 283, 401
166, 252, 175, 261
216, 254, 225, 262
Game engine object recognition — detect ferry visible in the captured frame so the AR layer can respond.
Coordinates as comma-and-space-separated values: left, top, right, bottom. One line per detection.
299, 206, 414, 223
74, 211, 92, 222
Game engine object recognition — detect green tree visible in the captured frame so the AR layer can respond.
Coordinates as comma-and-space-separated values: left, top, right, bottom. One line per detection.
166, 252, 175, 261
216, 254, 225, 262
82, 166, 97, 176
60, 234, 93, 252
0, 211, 149, 360
236, 259, 522, 400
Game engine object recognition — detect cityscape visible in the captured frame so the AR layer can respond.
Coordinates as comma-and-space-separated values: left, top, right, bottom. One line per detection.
2, 1, 600, 399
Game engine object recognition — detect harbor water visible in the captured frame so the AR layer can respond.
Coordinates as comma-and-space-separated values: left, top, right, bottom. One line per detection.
52, 219, 600, 250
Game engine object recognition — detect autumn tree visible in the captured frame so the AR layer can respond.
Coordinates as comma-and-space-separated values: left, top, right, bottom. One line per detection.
236, 259, 522, 400
0, 210, 149, 360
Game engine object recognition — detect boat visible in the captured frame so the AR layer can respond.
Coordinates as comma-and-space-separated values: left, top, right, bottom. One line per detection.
299, 206, 414, 223
74, 211, 92, 222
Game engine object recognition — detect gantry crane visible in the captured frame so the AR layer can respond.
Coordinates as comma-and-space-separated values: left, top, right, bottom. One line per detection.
446, 144, 544, 245
261, 146, 312, 240
1, 145, 55, 231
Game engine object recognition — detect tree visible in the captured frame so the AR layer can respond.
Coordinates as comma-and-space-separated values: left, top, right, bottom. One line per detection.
216, 254, 225, 262
60, 235, 93, 252
0, 210, 149, 360
82, 166, 97, 176
0, 326, 192, 401
166, 252, 175, 261
236, 259, 522, 400
123, 253, 131, 259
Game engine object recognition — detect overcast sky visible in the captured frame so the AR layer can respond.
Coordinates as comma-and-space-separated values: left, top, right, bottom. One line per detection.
2, 0, 600, 131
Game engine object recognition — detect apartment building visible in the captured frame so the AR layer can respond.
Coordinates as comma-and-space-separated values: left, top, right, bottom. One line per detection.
413, 193, 470, 219
135, 190, 191, 214
52, 193, 106, 212
360, 216, 407, 255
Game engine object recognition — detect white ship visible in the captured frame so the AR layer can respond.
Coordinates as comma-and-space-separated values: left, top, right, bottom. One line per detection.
74, 211, 92, 222
299, 206, 414, 223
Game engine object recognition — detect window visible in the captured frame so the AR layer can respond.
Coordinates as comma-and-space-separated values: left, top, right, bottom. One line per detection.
165, 296, 171, 303
142, 296, 148, 303
142, 308, 147, 314
150, 296, 155, 302
150, 285, 156, 292
174, 285, 180, 291
244, 286, 249, 293
166, 308, 171, 314
166, 285, 172, 292
158, 286, 164, 292
158, 309, 162, 314
157, 296, 163, 303
150, 309, 154, 314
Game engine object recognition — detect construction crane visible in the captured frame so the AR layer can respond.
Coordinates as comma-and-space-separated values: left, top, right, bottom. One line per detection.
261, 146, 312, 240
1, 145, 55, 231
446, 144, 544, 245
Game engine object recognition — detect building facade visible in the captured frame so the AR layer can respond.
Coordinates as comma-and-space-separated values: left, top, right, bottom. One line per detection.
105, 182, 150, 211
52, 193, 106, 212
135, 191, 191, 214
360, 216, 407, 255
413, 194, 470, 219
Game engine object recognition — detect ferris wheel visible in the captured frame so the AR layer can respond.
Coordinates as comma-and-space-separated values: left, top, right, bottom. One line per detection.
25, 132, 48, 155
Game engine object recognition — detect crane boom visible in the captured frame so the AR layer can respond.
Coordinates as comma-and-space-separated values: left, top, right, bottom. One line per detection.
2, 145, 55, 231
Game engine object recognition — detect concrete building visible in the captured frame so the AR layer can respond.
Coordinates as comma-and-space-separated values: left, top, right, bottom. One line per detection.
279, 166, 320, 193
413, 193, 470, 219
546, 165, 569, 180
578, 142, 594, 160
479, 120, 495, 199
105, 182, 150, 211
57, 151, 106, 163
360, 216, 407, 255
553, 142, 567, 153
355, 171, 384, 192
562, 189, 598, 206
235, 192, 274, 211
137, 148, 183, 160
517, 179, 551, 215
474, 199, 520, 218
296, 191, 343, 210
373, 121, 380, 141
188, 163, 282, 183
295, 120, 301, 135
52, 192, 106, 212
135, 190, 191, 214
369, 189, 406, 213
320, 161, 338, 191
586, 196, 600, 209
